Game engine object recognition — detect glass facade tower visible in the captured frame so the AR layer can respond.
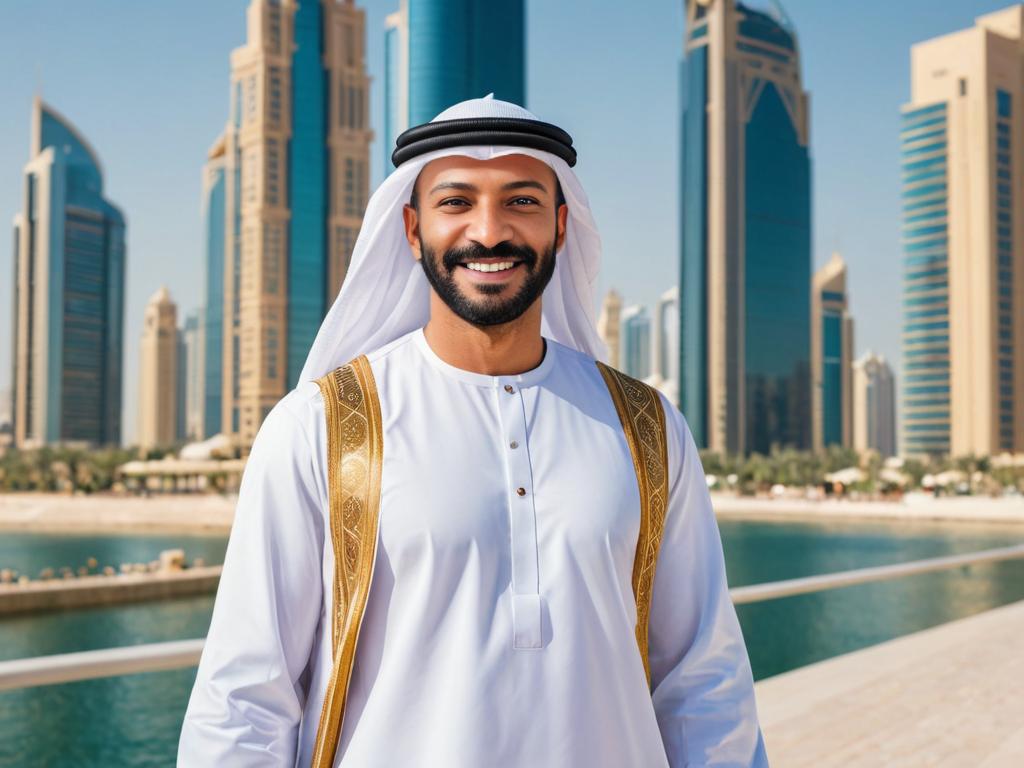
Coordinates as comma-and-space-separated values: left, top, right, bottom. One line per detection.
680, 0, 812, 454
12, 98, 126, 448
202, 136, 226, 439
383, 0, 526, 176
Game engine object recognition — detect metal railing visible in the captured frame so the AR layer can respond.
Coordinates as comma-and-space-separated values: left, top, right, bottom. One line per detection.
2, 543, 1023, 692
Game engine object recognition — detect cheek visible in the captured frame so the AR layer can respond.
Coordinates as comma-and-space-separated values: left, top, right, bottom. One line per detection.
419, 214, 464, 249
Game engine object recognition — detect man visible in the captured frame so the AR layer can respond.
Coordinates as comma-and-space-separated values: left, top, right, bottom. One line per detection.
178, 96, 767, 767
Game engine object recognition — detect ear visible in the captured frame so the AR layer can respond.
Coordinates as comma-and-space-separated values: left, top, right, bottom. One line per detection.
555, 203, 568, 252
402, 204, 421, 260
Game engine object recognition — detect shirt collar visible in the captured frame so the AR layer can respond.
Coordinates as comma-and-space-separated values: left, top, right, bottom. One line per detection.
412, 327, 556, 389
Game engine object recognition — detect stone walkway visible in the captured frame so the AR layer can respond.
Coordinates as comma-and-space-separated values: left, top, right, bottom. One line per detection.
755, 599, 1024, 767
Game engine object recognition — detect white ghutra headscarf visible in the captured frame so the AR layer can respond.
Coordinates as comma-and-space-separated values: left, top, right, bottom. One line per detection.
298, 96, 607, 382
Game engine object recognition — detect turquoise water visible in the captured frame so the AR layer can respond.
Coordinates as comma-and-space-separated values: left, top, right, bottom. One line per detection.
1, 520, 1022, 767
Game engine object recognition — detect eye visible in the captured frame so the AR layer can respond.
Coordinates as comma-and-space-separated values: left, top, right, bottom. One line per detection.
438, 197, 470, 207
509, 196, 540, 206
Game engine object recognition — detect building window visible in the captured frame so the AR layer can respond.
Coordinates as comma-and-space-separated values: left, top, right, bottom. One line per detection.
269, 67, 282, 126
344, 157, 355, 215
266, 139, 280, 206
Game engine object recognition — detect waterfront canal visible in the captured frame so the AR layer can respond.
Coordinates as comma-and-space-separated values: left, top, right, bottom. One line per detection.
1, 519, 1022, 766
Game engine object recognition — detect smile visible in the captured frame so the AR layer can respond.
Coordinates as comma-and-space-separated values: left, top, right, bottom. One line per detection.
462, 261, 520, 273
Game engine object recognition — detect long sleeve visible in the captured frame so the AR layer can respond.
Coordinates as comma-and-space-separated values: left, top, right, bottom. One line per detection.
178, 391, 326, 767
647, 399, 768, 767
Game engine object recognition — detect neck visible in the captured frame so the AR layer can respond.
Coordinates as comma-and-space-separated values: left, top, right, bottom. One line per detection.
423, 297, 545, 375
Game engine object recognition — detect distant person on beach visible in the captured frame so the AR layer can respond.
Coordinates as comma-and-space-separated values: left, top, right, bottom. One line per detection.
178, 96, 767, 767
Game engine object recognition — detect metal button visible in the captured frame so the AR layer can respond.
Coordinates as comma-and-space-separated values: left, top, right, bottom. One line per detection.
504, 384, 514, 394
509, 440, 519, 449
516, 487, 527, 497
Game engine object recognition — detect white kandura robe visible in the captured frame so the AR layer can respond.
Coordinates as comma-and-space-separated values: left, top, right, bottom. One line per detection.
178, 328, 768, 767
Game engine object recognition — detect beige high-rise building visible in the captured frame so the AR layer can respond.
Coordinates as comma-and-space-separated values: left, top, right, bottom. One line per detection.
138, 287, 179, 452
902, 6, 1024, 458
597, 289, 623, 369
811, 253, 854, 451
219, 0, 372, 450
853, 352, 897, 458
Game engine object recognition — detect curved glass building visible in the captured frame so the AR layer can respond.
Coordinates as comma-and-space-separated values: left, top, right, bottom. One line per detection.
680, 0, 812, 454
11, 98, 126, 448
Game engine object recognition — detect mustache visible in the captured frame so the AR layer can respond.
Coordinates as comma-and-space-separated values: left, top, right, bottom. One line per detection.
441, 242, 539, 272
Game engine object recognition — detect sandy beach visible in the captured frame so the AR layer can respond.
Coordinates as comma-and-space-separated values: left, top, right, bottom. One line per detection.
0, 492, 236, 535
712, 491, 1024, 526
2, 490, 1024, 535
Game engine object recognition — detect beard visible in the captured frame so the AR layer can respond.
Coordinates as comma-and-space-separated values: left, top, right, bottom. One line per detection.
418, 236, 558, 327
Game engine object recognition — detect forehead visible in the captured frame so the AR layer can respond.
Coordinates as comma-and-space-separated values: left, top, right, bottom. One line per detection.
416, 153, 558, 193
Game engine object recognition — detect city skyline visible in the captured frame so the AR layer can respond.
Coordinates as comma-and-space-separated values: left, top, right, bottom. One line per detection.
0, 0, 1015, 445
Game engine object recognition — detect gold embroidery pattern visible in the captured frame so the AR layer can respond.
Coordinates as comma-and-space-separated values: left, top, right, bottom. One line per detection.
311, 356, 383, 768
597, 362, 669, 688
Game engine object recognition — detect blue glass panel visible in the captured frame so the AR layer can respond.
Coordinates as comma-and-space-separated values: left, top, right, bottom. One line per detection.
904, 209, 947, 225
743, 79, 812, 452
288, 0, 328, 386
204, 166, 225, 437
997, 89, 1012, 118
905, 267, 948, 281
905, 280, 948, 293
681, 48, 708, 443
902, 169, 946, 185
901, 142, 946, 159
903, 320, 949, 332
901, 103, 946, 121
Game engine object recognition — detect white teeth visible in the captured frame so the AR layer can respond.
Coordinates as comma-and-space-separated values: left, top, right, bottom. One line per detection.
465, 261, 517, 273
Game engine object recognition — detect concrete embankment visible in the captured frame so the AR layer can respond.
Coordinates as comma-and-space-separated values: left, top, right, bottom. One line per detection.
0, 566, 223, 616
755, 599, 1024, 766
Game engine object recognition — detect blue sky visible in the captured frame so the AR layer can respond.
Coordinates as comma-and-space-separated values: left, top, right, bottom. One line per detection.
0, 0, 1013, 443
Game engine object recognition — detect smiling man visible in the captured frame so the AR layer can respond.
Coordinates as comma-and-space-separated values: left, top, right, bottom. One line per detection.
178, 97, 767, 767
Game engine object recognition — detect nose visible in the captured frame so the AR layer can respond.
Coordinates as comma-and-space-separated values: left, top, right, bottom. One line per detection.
463, 203, 515, 249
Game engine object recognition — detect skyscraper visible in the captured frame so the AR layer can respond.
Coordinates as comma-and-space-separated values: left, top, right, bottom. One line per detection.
183, 310, 204, 442
383, 0, 526, 175
138, 287, 179, 452
218, 0, 372, 449
621, 305, 652, 380
597, 289, 623, 369
853, 352, 896, 458
902, 6, 1024, 458
680, 0, 812, 455
383, 3, 409, 176
652, 286, 681, 406
11, 98, 126, 449
201, 135, 226, 440
812, 253, 854, 450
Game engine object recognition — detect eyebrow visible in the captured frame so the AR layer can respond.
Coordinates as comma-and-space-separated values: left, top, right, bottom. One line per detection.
428, 179, 550, 195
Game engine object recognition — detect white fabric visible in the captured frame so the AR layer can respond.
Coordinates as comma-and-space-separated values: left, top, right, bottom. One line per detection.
297, 96, 606, 383
179, 328, 768, 767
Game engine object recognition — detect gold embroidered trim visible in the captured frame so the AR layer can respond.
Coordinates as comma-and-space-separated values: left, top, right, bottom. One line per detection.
310, 356, 383, 768
597, 362, 669, 688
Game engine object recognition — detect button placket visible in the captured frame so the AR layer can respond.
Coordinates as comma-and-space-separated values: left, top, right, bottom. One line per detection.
497, 378, 542, 650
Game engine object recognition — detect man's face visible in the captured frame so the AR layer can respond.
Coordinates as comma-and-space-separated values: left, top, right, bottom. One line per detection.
403, 154, 568, 327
